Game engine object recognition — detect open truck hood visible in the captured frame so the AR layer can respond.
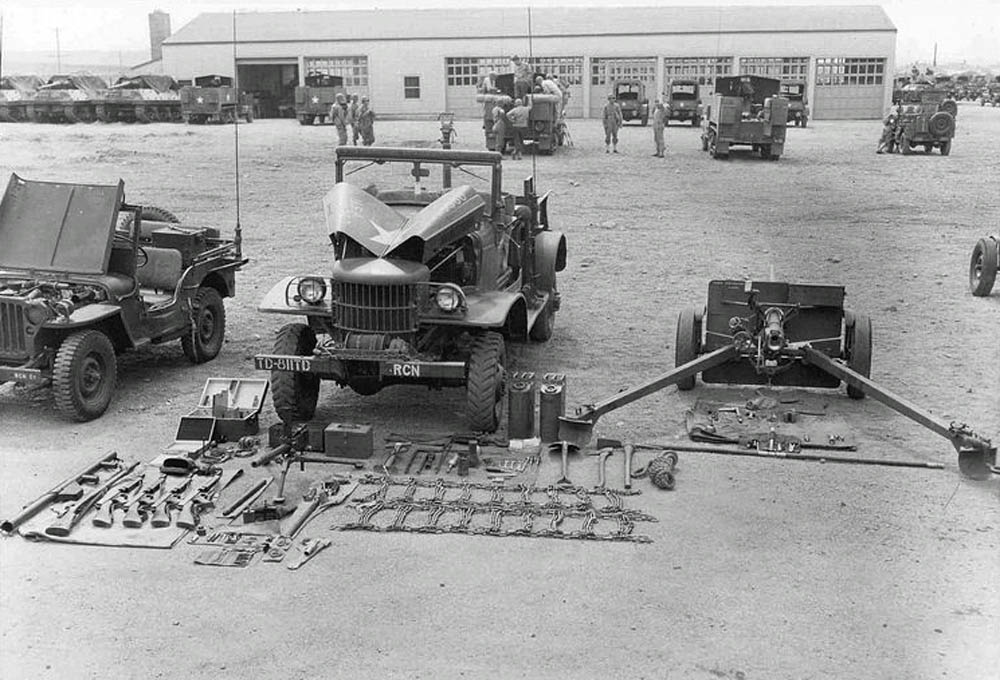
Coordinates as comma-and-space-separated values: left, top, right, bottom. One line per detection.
323, 182, 485, 260
0, 173, 123, 275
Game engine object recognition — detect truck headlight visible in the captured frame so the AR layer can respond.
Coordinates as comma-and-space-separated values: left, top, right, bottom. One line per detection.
297, 277, 327, 304
25, 300, 52, 324
435, 287, 461, 313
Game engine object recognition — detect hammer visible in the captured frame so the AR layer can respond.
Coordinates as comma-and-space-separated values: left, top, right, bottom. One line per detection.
587, 447, 615, 489
546, 441, 579, 486
595, 437, 635, 489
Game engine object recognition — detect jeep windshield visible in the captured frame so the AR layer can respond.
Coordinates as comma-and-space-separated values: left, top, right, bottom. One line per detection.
333, 147, 498, 218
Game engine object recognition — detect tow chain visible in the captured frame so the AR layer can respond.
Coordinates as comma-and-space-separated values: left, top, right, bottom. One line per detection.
332, 476, 656, 543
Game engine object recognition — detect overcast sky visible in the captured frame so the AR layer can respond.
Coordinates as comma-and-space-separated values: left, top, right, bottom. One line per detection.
1, 0, 998, 66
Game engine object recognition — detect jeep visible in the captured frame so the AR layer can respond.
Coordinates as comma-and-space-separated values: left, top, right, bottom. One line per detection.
255, 146, 567, 431
0, 174, 247, 421
893, 85, 956, 155
779, 81, 809, 127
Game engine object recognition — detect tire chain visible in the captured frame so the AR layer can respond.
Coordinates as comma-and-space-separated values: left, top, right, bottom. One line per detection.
333, 476, 656, 543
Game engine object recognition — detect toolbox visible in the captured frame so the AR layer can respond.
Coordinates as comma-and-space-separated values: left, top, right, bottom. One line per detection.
150, 225, 221, 264
175, 378, 269, 443
302, 422, 374, 459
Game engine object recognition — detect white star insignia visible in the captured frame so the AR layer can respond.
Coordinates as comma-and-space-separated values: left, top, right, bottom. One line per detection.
196, 96, 204, 104
312, 96, 319, 103
367, 219, 400, 246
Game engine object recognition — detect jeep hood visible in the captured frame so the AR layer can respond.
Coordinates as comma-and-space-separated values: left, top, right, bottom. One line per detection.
323, 182, 485, 259
0, 174, 123, 275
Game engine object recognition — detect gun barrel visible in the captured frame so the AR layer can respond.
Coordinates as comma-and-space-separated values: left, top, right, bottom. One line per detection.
1, 451, 120, 535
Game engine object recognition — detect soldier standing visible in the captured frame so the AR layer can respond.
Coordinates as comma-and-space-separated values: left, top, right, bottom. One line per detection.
511, 55, 533, 101
651, 100, 666, 157
491, 106, 508, 155
348, 94, 360, 145
507, 97, 532, 160
329, 92, 350, 146
357, 96, 376, 146
602, 93, 623, 153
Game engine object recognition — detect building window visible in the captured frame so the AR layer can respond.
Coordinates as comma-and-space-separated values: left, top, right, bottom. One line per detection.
815, 58, 885, 86
404, 76, 421, 99
445, 56, 581, 87
303, 56, 369, 87
663, 57, 733, 86
739, 57, 809, 81
591, 58, 656, 86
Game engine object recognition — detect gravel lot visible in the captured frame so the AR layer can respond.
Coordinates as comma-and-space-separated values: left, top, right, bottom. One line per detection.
1, 105, 998, 679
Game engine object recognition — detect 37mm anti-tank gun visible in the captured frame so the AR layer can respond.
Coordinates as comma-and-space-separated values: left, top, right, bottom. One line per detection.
256, 146, 567, 432
559, 280, 996, 479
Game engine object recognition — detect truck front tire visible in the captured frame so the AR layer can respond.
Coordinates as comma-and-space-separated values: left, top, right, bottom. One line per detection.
53, 330, 117, 421
466, 332, 506, 432
270, 323, 321, 423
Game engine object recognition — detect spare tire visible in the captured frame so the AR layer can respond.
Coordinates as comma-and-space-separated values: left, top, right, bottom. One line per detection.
928, 111, 955, 137
939, 99, 958, 116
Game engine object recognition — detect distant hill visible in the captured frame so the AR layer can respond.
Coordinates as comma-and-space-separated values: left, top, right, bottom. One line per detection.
1, 49, 148, 79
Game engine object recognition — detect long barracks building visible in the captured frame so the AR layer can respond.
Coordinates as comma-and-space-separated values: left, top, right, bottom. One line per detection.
161, 5, 897, 120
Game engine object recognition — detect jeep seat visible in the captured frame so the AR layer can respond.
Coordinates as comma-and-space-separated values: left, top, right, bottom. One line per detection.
136, 246, 183, 306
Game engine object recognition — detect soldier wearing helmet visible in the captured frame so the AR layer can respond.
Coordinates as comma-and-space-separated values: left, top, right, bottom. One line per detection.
330, 92, 350, 146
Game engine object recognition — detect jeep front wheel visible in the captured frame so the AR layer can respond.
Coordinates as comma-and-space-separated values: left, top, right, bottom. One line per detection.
181, 287, 226, 363
53, 330, 117, 421
970, 238, 998, 296
466, 332, 506, 432
271, 323, 321, 423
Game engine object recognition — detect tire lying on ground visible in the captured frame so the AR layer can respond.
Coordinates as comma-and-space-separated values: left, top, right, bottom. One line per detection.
969, 237, 998, 297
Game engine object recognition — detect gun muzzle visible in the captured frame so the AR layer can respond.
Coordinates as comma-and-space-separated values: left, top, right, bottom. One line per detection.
763, 307, 785, 353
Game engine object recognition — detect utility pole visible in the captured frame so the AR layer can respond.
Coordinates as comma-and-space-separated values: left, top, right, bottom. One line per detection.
933, 42, 937, 68
1, 13, 5, 78
55, 27, 61, 73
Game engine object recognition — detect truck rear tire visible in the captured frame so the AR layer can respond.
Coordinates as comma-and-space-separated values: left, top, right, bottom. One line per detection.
181, 287, 226, 363
675, 306, 701, 391
270, 324, 321, 423
466, 332, 506, 432
970, 238, 998, 296
53, 330, 117, 422
844, 311, 872, 400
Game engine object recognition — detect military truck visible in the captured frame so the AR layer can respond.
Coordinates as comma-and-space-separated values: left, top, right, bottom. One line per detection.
893, 85, 956, 155
779, 80, 809, 127
969, 236, 998, 297
294, 72, 346, 125
614, 80, 649, 125
477, 73, 565, 155
96, 75, 182, 123
0, 75, 44, 122
27, 74, 107, 123
0, 174, 247, 421
665, 79, 701, 126
180, 75, 254, 124
700, 75, 789, 160
255, 146, 567, 431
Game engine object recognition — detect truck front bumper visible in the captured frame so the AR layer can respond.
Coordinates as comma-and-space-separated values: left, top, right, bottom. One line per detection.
0, 365, 48, 385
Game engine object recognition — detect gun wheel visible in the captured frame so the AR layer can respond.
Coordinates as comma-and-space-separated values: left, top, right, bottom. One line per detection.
466, 332, 506, 432
970, 238, 998, 296
844, 311, 872, 400
270, 323, 321, 423
675, 306, 702, 391
53, 330, 117, 422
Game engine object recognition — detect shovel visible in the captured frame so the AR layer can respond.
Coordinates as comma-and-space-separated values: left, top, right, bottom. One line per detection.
546, 441, 579, 486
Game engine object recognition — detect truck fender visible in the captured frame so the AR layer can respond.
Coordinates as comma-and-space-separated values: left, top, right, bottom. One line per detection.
534, 230, 567, 293
42, 305, 136, 350
258, 275, 333, 316
462, 291, 527, 331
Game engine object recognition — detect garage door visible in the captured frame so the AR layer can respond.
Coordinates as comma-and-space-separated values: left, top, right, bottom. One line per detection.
589, 57, 656, 118
813, 85, 885, 119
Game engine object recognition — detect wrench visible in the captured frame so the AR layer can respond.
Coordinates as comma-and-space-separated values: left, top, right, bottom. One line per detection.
624, 444, 635, 490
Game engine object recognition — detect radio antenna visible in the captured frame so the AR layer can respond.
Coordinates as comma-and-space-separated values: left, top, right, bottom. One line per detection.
527, 7, 537, 180
231, 10, 242, 255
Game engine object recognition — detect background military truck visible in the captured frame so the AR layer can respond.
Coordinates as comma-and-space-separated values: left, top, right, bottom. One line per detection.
180, 74, 254, 124
700, 75, 789, 160
477, 73, 565, 155
0, 174, 246, 421
255, 146, 567, 432
780, 80, 809, 127
0, 75, 44, 122
27, 74, 107, 123
665, 79, 701, 126
294, 72, 346, 125
96, 75, 182, 123
894, 85, 956, 155
614, 80, 649, 125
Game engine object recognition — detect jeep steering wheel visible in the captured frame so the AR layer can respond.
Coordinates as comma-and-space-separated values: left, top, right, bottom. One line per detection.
136, 246, 149, 268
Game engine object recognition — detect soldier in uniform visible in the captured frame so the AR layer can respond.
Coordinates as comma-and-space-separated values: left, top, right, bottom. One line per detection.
356, 96, 376, 146
507, 97, 532, 160
876, 104, 901, 154
602, 93, 623, 153
491, 106, 508, 155
348, 94, 360, 145
511, 55, 533, 101
651, 99, 667, 157
329, 92, 350, 146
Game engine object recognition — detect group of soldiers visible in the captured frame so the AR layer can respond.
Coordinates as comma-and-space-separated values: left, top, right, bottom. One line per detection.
329, 92, 376, 146
601, 95, 672, 157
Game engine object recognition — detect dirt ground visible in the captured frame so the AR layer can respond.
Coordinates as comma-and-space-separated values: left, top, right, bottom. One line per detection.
1, 106, 998, 680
